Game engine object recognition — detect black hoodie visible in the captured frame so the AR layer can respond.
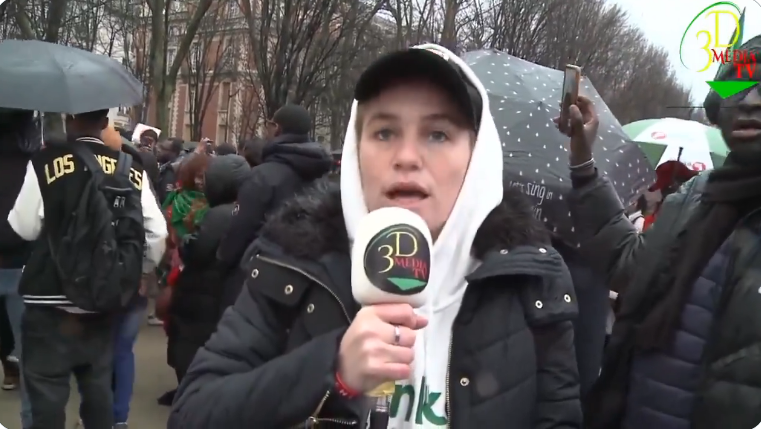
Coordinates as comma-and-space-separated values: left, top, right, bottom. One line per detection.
169, 155, 250, 376
216, 134, 332, 273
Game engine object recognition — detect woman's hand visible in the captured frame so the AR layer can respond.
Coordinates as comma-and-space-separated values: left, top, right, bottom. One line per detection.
337, 303, 427, 393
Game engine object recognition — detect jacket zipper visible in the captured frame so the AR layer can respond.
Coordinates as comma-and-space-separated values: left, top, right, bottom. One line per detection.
445, 333, 453, 428
256, 255, 355, 426
299, 391, 357, 427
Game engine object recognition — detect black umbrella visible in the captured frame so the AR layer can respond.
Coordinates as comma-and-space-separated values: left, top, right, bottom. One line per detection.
0, 40, 144, 114
463, 49, 654, 246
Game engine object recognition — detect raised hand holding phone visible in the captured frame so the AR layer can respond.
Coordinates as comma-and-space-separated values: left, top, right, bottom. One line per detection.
339, 207, 431, 428
553, 64, 599, 166
558, 65, 581, 134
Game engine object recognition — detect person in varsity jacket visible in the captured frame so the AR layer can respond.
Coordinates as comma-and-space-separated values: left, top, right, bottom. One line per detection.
6, 109, 167, 429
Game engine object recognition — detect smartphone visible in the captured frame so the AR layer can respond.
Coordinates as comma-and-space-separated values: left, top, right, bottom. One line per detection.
559, 64, 582, 133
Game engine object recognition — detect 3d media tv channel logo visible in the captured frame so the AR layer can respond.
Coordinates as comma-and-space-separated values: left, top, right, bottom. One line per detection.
679, 1, 759, 98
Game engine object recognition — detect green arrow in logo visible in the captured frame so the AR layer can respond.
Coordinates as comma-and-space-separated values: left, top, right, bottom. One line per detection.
706, 80, 759, 98
388, 277, 427, 291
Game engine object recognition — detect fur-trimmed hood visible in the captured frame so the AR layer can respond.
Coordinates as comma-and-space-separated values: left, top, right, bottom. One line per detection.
260, 178, 549, 260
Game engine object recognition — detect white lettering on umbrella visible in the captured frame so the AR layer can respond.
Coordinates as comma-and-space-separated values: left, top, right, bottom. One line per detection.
508, 180, 555, 221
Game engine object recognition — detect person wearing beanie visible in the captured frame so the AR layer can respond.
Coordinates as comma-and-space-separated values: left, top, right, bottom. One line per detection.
215, 104, 332, 310
265, 104, 312, 137
566, 34, 761, 429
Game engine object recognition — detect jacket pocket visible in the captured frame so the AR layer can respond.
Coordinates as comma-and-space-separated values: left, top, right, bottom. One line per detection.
247, 255, 311, 307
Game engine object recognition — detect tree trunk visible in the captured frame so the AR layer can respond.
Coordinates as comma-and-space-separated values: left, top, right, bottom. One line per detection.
154, 80, 175, 135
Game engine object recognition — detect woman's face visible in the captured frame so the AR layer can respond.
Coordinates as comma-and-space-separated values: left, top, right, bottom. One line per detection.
357, 80, 473, 238
194, 171, 205, 191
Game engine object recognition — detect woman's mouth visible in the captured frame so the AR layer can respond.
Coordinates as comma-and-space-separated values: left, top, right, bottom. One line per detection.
385, 185, 429, 208
731, 118, 761, 139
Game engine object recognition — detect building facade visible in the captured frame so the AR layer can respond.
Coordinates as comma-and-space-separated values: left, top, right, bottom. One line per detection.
131, 0, 260, 145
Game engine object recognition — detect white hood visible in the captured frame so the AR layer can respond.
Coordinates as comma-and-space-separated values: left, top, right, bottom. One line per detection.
340, 43, 504, 427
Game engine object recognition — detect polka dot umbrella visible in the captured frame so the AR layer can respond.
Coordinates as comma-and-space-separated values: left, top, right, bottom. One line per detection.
462, 49, 655, 246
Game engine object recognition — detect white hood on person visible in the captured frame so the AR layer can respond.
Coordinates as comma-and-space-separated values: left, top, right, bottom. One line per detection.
341, 43, 504, 427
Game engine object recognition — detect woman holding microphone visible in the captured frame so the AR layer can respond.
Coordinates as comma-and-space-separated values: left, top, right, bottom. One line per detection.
169, 44, 581, 428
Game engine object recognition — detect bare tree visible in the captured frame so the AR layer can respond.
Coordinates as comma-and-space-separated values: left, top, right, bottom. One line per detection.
459, 0, 692, 124
144, 0, 214, 132
240, 0, 386, 120
232, 87, 261, 143
7, 0, 69, 42
317, 19, 392, 147
183, 4, 238, 141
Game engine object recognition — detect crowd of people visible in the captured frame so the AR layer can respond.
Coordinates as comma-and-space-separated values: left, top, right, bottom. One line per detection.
0, 39, 760, 429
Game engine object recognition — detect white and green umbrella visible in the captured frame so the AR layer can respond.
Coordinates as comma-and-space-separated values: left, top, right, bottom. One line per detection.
623, 118, 729, 171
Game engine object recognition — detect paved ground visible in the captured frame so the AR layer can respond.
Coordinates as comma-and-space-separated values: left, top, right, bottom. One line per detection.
0, 325, 173, 429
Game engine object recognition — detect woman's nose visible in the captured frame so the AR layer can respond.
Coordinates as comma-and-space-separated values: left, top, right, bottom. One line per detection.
392, 137, 424, 171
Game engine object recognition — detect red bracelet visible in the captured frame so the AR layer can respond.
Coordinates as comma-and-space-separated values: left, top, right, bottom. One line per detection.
334, 372, 360, 398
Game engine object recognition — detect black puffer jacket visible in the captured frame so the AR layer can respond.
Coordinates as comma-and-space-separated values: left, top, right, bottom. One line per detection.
167, 155, 249, 378
169, 180, 582, 428
216, 134, 332, 308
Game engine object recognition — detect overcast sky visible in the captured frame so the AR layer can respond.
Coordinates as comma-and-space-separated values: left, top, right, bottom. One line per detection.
612, 0, 761, 104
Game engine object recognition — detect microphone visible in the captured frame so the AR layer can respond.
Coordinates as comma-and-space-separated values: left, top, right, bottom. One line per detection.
351, 207, 432, 428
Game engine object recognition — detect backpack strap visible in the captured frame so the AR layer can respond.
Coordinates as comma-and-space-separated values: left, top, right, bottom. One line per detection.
115, 151, 133, 181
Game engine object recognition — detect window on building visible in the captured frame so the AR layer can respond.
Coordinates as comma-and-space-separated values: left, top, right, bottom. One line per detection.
228, 0, 239, 17
188, 42, 201, 72
186, 87, 196, 113
219, 82, 232, 112
220, 38, 233, 68
169, 0, 184, 13
217, 115, 228, 144
166, 47, 177, 68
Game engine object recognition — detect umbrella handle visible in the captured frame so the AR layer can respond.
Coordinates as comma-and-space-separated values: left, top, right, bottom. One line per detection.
671, 147, 684, 184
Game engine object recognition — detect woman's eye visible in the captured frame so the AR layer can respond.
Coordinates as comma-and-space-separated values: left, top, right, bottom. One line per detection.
375, 129, 393, 141
429, 131, 447, 142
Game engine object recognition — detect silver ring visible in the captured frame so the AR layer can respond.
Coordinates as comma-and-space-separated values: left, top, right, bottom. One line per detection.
393, 325, 401, 346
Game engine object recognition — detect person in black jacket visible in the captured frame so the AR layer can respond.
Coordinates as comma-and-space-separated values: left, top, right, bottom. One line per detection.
216, 104, 331, 308
169, 45, 580, 428
8, 109, 167, 429
240, 137, 265, 167
167, 154, 249, 384
0, 108, 40, 423
156, 138, 185, 205
553, 239, 609, 399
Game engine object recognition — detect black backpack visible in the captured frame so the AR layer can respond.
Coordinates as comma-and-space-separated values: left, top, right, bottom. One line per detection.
48, 143, 145, 312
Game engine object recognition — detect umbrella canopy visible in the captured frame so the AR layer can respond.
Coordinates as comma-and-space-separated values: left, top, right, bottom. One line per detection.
463, 49, 653, 246
0, 40, 144, 114
623, 118, 728, 171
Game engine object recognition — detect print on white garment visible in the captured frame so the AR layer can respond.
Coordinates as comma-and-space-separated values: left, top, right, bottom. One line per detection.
389, 376, 447, 427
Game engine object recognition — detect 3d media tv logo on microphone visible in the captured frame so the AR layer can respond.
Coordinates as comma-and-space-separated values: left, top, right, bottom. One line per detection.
363, 224, 430, 294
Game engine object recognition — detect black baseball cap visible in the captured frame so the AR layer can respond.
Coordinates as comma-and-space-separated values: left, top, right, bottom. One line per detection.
354, 47, 482, 132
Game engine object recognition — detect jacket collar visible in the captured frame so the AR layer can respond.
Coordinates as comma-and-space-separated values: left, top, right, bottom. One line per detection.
257, 178, 561, 286
72, 135, 105, 145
